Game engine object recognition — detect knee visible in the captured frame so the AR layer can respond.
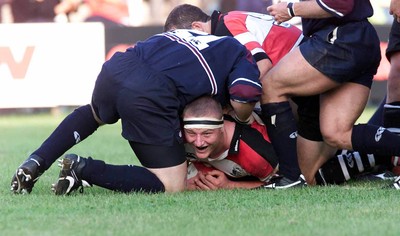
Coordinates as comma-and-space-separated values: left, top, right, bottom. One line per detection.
149, 162, 187, 193
162, 179, 186, 193
260, 74, 285, 102
321, 127, 351, 149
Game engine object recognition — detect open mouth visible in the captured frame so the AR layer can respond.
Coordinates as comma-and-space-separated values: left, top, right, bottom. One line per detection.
196, 146, 208, 151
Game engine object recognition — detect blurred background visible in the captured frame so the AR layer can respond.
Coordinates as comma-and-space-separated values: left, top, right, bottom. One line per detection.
0, 0, 394, 114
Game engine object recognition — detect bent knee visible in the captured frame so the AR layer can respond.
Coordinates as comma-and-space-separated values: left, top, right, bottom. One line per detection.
321, 129, 352, 149
149, 161, 187, 193
162, 179, 186, 193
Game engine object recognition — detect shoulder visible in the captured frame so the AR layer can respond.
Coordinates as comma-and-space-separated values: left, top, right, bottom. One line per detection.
317, 0, 355, 17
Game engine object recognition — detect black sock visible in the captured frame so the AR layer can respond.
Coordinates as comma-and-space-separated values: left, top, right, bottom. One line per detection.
261, 102, 300, 180
383, 102, 400, 134
32, 105, 99, 170
82, 157, 165, 193
351, 124, 400, 156
317, 151, 376, 185
367, 96, 385, 126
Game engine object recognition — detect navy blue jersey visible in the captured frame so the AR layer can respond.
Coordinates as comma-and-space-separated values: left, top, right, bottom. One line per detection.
301, 0, 374, 36
131, 29, 261, 110
92, 29, 261, 146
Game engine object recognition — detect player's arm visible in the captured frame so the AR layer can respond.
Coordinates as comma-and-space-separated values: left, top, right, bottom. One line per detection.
224, 15, 273, 79
267, 0, 353, 23
256, 59, 273, 80
230, 100, 256, 124
228, 48, 262, 124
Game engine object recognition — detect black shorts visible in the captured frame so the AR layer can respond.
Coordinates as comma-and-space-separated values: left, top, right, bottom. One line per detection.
300, 20, 381, 88
91, 53, 183, 147
386, 19, 400, 61
129, 141, 186, 168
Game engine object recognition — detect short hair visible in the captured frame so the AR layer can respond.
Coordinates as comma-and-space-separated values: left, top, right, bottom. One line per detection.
183, 96, 222, 119
164, 4, 211, 32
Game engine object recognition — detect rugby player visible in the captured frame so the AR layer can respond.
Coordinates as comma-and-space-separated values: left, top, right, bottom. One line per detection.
10, 29, 262, 195
263, 0, 400, 186
164, 3, 305, 188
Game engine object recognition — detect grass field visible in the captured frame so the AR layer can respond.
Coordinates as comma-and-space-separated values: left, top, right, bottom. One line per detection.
1, 106, 399, 236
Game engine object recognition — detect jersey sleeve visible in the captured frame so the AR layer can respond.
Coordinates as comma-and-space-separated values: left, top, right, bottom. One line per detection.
228, 49, 262, 103
223, 12, 270, 63
316, 0, 355, 17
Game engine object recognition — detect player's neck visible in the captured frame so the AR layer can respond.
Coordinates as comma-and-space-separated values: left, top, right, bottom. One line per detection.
209, 121, 234, 159
223, 120, 235, 149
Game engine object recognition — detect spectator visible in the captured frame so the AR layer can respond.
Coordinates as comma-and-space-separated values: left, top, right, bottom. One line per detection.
9, 0, 60, 23
54, 0, 130, 28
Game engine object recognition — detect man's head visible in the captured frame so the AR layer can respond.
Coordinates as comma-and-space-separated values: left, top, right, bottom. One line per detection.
164, 4, 211, 33
183, 96, 225, 159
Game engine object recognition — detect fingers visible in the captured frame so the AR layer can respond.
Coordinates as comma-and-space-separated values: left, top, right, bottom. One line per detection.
194, 172, 217, 190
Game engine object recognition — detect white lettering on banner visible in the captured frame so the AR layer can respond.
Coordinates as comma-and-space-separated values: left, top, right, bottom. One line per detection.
0, 23, 105, 108
0, 46, 34, 79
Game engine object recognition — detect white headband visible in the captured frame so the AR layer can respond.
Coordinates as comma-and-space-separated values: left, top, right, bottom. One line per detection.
183, 117, 224, 129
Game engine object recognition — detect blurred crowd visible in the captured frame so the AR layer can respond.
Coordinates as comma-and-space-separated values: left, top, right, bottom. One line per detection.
0, 0, 272, 26
0, 0, 394, 27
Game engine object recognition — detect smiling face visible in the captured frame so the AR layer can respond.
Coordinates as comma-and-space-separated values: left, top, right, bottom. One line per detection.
184, 127, 224, 159
182, 96, 225, 159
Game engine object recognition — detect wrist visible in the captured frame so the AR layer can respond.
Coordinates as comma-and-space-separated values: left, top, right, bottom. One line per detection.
287, 2, 296, 18
233, 114, 251, 125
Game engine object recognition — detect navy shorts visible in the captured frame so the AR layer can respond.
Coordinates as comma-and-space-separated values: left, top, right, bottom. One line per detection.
300, 20, 381, 88
91, 53, 186, 168
91, 54, 183, 147
386, 19, 400, 61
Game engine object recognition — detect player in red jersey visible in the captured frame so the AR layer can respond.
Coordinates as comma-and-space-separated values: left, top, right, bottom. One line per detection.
183, 96, 399, 190
164, 4, 304, 80
165, 3, 304, 188
182, 96, 283, 190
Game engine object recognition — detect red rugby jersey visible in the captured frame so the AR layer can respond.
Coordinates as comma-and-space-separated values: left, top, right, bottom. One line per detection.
186, 117, 278, 182
211, 11, 304, 65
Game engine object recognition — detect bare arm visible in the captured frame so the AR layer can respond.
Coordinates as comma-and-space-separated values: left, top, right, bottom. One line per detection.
267, 1, 333, 24
257, 59, 273, 80
230, 100, 256, 124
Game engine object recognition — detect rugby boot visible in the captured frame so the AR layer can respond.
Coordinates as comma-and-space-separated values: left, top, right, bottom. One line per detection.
52, 154, 91, 195
11, 154, 45, 194
387, 176, 400, 190
263, 174, 306, 189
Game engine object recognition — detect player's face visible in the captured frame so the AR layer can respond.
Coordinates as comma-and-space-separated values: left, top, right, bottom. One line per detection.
184, 127, 224, 159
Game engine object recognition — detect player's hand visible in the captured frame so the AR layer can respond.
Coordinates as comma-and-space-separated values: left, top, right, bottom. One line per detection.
195, 170, 232, 190
267, 2, 293, 24
186, 176, 197, 190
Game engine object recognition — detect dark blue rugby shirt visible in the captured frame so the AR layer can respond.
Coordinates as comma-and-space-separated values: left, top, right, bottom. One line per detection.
127, 29, 261, 109
301, 0, 374, 36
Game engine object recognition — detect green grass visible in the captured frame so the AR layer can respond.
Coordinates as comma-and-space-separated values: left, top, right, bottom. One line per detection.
1, 106, 399, 236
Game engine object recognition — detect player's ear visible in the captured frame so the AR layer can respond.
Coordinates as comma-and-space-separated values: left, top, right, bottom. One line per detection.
191, 21, 205, 32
